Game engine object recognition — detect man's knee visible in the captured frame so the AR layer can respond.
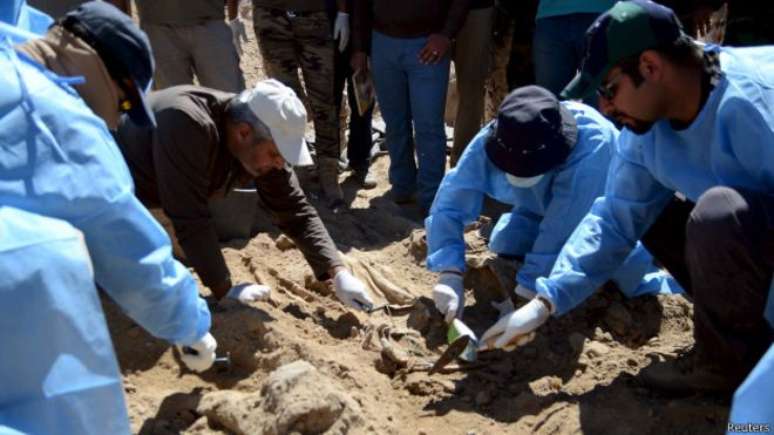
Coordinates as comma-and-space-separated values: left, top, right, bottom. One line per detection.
686, 186, 750, 253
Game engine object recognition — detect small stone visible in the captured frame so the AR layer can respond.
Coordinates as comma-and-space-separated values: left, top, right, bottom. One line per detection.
593, 327, 614, 342
439, 380, 457, 394
584, 341, 610, 358
275, 234, 296, 251
475, 390, 493, 406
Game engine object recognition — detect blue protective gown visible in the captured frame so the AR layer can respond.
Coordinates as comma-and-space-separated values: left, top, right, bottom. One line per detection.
0, 36, 209, 345
426, 102, 681, 298
0, 207, 131, 435
536, 45, 774, 316
727, 284, 774, 434
0, 0, 52, 35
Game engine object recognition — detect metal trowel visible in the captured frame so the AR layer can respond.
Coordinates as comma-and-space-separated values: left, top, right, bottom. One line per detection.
429, 319, 478, 374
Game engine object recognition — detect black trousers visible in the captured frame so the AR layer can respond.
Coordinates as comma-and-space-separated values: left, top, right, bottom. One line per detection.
334, 46, 374, 172
642, 187, 774, 381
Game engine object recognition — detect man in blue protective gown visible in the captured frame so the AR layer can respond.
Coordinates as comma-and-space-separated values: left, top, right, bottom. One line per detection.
426, 85, 680, 326
727, 290, 774, 433
480, 0, 774, 396
0, 2, 215, 433
0, 0, 53, 35
0, 208, 133, 435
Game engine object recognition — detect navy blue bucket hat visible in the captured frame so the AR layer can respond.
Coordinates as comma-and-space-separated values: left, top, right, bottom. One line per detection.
61, 1, 156, 127
485, 86, 578, 178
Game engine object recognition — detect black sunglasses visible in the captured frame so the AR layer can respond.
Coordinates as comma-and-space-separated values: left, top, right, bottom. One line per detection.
596, 72, 623, 100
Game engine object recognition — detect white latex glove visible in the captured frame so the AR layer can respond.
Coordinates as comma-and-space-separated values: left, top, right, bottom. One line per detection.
491, 297, 515, 319
177, 333, 217, 372
433, 272, 464, 324
227, 283, 271, 304
333, 269, 374, 311
229, 17, 247, 56
479, 297, 551, 351
514, 284, 537, 300
333, 12, 350, 53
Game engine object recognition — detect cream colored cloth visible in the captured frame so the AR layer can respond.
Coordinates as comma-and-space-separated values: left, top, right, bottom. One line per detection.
16, 25, 122, 129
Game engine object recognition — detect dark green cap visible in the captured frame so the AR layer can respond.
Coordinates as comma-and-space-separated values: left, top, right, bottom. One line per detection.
561, 0, 685, 100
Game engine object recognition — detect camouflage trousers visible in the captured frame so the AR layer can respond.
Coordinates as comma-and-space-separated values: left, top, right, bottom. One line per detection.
484, 21, 513, 121
252, 6, 339, 160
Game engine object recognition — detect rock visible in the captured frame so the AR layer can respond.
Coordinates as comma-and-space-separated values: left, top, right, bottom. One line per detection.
402, 373, 448, 397
406, 300, 432, 333
439, 380, 457, 394
475, 390, 493, 406
275, 234, 296, 251
605, 302, 633, 335
408, 229, 428, 264
198, 360, 365, 435
584, 341, 610, 358
568, 332, 587, 353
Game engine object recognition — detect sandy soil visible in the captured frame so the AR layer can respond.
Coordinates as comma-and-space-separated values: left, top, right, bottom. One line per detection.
103, 10, 732, 435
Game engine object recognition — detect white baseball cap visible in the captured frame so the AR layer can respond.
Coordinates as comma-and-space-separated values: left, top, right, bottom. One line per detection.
237, 79, 313, 166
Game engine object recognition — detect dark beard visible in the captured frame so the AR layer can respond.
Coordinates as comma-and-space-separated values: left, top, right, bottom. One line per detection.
610, 111, 656, 135
624, 120, 656, 135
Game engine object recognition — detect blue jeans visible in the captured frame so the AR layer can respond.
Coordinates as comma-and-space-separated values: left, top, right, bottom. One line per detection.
371, 31, 450, 208
533, 13, 600, 106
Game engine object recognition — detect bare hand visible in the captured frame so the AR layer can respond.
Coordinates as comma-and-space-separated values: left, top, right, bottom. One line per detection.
351, 51, 368, 72
418, 34, 451, 65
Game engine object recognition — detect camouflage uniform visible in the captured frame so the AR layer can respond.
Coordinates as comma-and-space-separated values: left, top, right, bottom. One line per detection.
485, 1, 537, 120
484, 19, 513, 121
251, 5, 339, 162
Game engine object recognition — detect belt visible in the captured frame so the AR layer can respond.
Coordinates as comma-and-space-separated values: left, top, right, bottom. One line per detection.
263, 7, 320, 19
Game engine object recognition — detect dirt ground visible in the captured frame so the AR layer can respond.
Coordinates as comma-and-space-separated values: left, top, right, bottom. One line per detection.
104, 10, 733, 435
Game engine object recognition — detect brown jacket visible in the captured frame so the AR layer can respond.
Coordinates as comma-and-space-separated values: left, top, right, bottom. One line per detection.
352, 0, 471, 53
114, 86, 342, 290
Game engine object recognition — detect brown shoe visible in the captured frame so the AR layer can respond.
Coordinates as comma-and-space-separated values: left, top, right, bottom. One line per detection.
318, 157, 344, 208
639, 351, 739, 395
